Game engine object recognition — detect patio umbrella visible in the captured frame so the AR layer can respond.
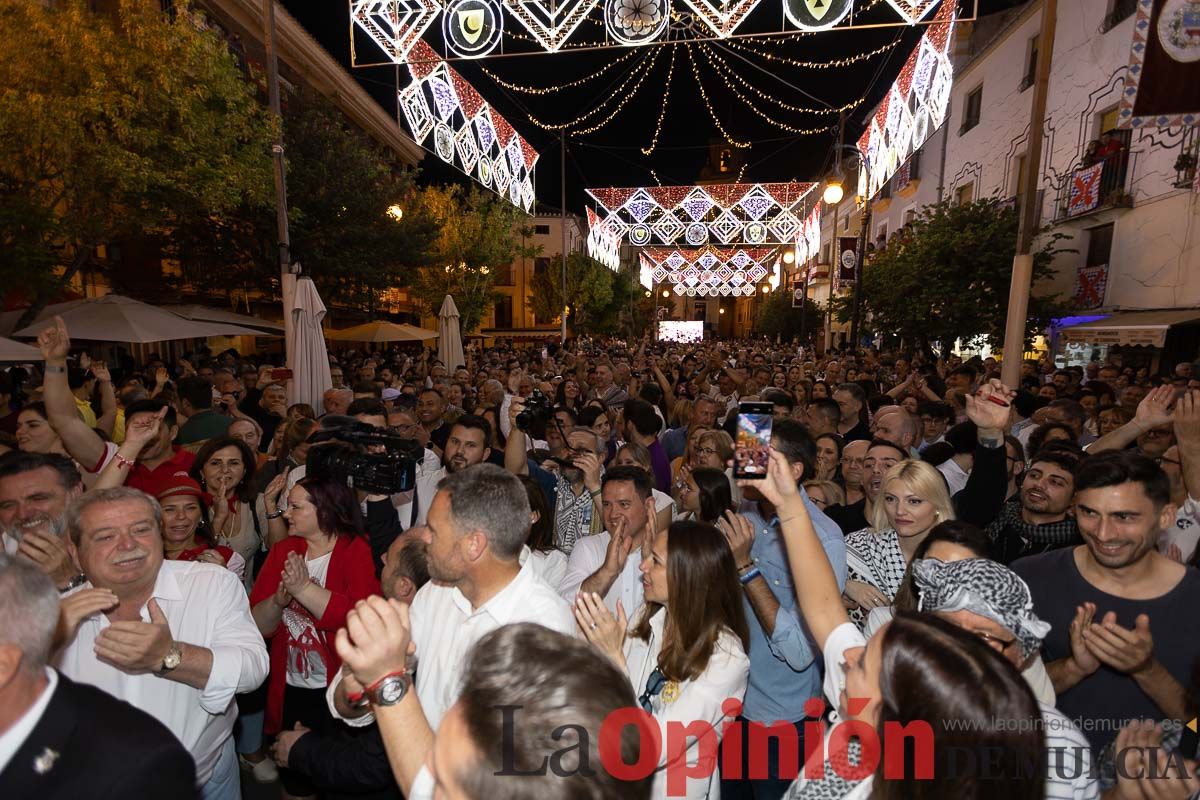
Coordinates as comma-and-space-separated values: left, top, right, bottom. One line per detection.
326, 321, 438, 343
288, 277, 332, 411
437, 295, 465, 370
164, 304, 284, 334
11, 295, 265, 343
0, 337, 43, 362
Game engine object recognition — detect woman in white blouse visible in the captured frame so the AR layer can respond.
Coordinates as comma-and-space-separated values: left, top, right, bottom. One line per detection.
575, 519, 750, 800
748, 449, 1045, 800
842, 459, 954, 628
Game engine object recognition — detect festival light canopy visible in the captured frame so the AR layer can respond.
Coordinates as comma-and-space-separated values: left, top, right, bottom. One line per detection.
398, 40, 538, 211
639, 246, 775, 296
856, 0, 955, 198
585, 183, 818, 262
351, 0, 947, 64
586, 208, 622, 270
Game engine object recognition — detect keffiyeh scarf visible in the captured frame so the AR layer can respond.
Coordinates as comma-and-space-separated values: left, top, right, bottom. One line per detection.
987, 498, 1078, 551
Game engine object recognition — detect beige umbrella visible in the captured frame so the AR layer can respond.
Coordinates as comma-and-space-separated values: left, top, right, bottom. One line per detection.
437, 295, 465, 370
164, 304, 285, 334
11, 295, 266, 343
326, 321, 438, 343
0, 337, 43, 362
288, 277, 332, 411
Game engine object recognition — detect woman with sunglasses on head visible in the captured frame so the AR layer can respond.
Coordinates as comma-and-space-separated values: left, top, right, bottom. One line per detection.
676, 466, 735, 525
575, 520, 749, 799
748, 450, 1046, 800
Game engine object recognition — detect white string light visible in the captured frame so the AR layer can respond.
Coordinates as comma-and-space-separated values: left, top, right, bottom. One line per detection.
478, 49, 639, 95
641, 44, 678, 155
699, 42, 864, 116
521, 48, 660, 132
684, 43, 751, 148
696, 44, 838, 135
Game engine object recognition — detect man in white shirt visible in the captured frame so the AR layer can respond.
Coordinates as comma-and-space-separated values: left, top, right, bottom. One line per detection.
0, 555, 196, 797
396, 415, 494, 530
55, 487, 269, 800
327, 464, 575, 769
558, 465, 655, 616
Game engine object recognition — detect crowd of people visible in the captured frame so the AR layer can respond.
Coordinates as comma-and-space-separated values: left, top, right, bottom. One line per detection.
2, 314, 1200, 800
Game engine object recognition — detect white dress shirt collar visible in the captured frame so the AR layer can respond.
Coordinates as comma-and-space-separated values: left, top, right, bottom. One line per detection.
448, 559, 537, 624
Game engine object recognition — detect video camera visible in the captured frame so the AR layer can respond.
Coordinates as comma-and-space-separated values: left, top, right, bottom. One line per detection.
515, 389, 553, 433
306, 421, 422, 495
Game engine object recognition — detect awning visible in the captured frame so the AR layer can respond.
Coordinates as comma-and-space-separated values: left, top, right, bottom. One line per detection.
1058, 309, 1200, 347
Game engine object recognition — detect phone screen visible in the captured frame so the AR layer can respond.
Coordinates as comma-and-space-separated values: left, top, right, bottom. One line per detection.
734, 402, 773, 479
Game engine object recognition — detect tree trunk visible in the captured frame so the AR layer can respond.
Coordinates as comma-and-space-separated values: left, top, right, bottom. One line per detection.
14, 246, 91, 331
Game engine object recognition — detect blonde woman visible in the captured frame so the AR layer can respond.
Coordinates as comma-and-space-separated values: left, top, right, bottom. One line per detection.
842, 459, 955, 629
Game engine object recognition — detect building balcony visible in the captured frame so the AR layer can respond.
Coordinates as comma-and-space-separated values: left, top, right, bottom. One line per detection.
1052, 130, 1135, 223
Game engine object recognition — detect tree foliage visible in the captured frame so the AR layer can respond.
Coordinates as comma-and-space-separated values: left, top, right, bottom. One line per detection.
831, 199, 1069, 356
169, 86, 441, 312
754, 291, 823, 342
0, 0, 275, 325
529, 251, 613, 331
408, 185, 536, 334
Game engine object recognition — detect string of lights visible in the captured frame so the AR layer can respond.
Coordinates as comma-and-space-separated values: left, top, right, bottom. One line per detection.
520, 49, 658, 131
477, 49, 638, 94
641, 44, 678, 155
725, 36, 900, 68
699, 42, 864, 115
696, 44, 839, 135
684, 43, 751, 148
570, 47, 665, 135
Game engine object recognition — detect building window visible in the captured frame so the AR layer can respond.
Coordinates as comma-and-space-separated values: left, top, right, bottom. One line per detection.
1020, 36, 1038, 92
494, 295, 513, 329
1102, 0, 1137, 31
719, 148, 733, 172
534, 224, 550, 235
955, 182, 974, 206
960, 86, 983, 134
1086, 223, 1114, 268
821, 242, 831, 264
1098, 105, 1120, 136
903, 208, 917, 226
493, 263, 514, 286
875, 223, 888, 246
534, 257, 550, 275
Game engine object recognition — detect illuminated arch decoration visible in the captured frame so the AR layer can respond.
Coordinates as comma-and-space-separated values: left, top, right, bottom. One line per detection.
857, 0, 955, 198
605, 0, 669, 45
504, 0, 600, 52
443, 0, 504, 58
794, 201, 821, 264
587, 182, 817, 248
783, 0, 853, 32
399, 41, 538, 210
351, 0, 441, 63
639, 246, 774, 296
586, 208, 623, 270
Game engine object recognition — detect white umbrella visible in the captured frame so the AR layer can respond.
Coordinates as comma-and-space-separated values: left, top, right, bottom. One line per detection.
164, 304, 285, 334
288, 277, 332, 412
0, 337, 43, 362
437, 295, 465, 370
326, 321, 438, 343
11, 295, 266, 343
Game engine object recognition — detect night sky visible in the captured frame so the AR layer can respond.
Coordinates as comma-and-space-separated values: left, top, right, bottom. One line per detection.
281, 0, 1017, 212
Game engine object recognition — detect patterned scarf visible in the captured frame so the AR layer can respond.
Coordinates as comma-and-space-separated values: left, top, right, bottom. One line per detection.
986, 497, 1078, 549
785, 738, 868, 799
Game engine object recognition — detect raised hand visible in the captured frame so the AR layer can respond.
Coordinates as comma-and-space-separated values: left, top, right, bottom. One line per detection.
122, 406, 167, 452
602, 518, 633, 575
334, 596, 415, 689
1110, 720, 1200, 800
1135, 385, 1177, 431
1174, 389, 1200, 449
717, 510, 756, 565
37, 316, 71, 363
964, 378, 1016, 434
572, 450, 602, 493
574, 592, 627, 666
739, 447, 801, 511
17, 529, 78, 588
90, 361, 111, 383
59, 587, 118, 643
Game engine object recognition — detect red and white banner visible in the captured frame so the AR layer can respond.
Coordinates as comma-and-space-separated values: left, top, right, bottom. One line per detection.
1067, 163, 1104, 217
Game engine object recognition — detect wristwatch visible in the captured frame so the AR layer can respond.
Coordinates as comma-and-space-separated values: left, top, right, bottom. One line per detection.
365, 672, 411, 707
158, 644, 183, 674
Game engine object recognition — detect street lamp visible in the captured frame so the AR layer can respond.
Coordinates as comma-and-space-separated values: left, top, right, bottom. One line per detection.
661, 289, 670, 298
783, 249, 796, 265
386, 204, 404, 222
761, 284, 771, 293
823, 179, 845, 205
719, 307, 725, 314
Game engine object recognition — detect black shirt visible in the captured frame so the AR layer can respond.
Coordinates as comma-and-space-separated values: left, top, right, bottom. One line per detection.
428, 421, 450, 451
840, 419, 872, 443
825, 497, 869, 535
1013, 547, 1200, 753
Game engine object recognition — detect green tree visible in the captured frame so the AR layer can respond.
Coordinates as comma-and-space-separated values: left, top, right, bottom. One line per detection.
168, 87, 441, 312
529, 251, 617, 332
409, 185, 535, 334
0, 0, 275, 326
831, 199, 1069, 356
754, 291, 824, 342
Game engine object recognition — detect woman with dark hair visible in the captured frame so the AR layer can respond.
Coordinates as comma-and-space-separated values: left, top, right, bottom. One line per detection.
1026, 421, 1076, 461
554, 376, 583, 411
190, 435, 268, 588
677, 466, 734, 524
520, 474, 568, 588
814, 432, 844, 483
579, 403, 616, 463
810, 380, 833, 401
749, 450, 1046, 799
889, 520, 991, 617
575, 520, 750, 799
249, 477, 380, 800
155, 473, 244, 578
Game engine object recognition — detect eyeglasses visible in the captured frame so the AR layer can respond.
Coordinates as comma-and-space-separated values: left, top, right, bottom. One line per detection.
842, 457, 866, 467
1156, 456, 1181, 467
694, 447, 719, 458
972, 630, 1017, 652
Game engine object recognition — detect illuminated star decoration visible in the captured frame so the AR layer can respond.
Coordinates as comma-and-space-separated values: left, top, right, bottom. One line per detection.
639, 246, 775, 296
857, 0, 955, 198
400, 41, 538, 210
586, 208, 623, 270
587, 183, 817, 248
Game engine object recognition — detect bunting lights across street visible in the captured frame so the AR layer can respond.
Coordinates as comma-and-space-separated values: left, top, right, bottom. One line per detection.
856, 0, 955, 198
398, 40, 538, 210
639, 246, 776, 296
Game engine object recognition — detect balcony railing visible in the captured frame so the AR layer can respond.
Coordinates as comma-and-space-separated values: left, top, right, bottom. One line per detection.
1053, 129, 1135, 221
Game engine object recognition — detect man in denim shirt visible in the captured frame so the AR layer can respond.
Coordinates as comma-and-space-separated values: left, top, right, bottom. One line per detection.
718, 419, 847, 800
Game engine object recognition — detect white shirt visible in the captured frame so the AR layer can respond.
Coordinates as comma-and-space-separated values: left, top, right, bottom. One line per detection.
395, 461, 446, 530
56, 561, 269, 784
1159, 496, 1200, 562
520, 545, 569, 591
328, 559, 576, 731
936, 457, 970, 497
625, 606, 749, 799
285, 552, 332, 689
558, 530, 645, 616
0, 668, 57, 776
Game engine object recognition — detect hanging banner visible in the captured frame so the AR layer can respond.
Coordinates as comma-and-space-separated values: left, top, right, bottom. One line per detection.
836, 237, 858, 291
1118, 0, 1200, 128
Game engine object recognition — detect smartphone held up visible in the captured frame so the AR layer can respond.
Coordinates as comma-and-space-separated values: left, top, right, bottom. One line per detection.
733, 401, 773, 479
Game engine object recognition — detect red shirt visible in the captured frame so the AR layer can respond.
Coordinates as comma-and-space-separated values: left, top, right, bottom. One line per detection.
91, 445, 196, 496
172, 543, 235, 565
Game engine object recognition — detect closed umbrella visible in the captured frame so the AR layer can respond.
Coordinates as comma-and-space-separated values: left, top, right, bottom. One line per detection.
11, 295, 265, 342
0, 337, 43, 362
326, 321, 438, 343
437, 295, 465, 370
288, 277, 332, 412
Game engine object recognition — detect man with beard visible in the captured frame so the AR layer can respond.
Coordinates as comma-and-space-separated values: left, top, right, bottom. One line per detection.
0, 452, 83, 590
987, 446, 1082, 564
326, 464, 575, 796
1014, 450, 1200, 754
398, 415, 493, 530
